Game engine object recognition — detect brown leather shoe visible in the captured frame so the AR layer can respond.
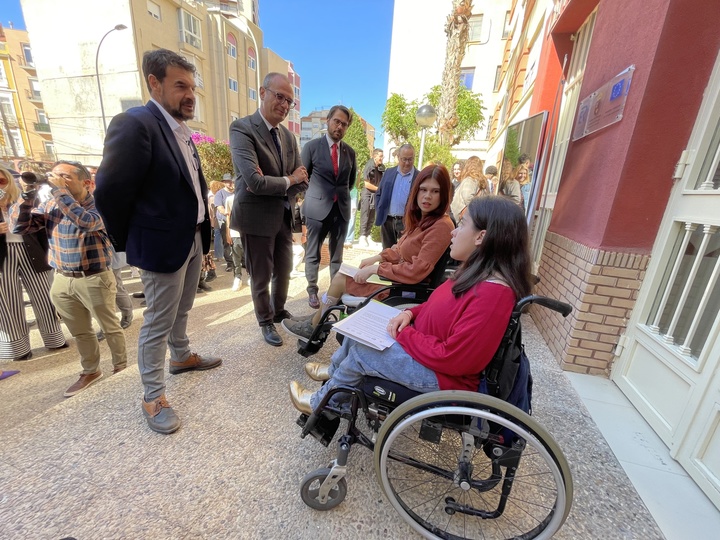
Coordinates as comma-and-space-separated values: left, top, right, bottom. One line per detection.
169, 352, 222, 374
113, 365, 126, 375
289, 381, 314, 415
142, 394, 181, 434
64, 371, 103, 398
304, 362, 330, 382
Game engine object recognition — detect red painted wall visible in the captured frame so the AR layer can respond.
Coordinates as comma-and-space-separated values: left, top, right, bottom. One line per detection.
549, 0, 720, 252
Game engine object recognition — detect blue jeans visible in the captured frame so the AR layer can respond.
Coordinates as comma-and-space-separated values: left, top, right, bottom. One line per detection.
310, 338, 439, 410
213, 225, 223, 259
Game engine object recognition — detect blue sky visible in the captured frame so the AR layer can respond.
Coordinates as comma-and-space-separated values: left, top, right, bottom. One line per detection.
3, 0, 392, 140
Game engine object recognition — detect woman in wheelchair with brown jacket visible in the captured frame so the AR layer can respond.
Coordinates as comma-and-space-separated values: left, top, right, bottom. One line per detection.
282, 164, 455, 342
289, 195, 533, 414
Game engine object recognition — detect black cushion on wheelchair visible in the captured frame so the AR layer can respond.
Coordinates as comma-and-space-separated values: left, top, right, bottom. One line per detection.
361, 377, 423, 407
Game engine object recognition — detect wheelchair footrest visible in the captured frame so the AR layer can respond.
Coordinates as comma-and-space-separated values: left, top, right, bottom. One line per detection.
297, 413, 341, 447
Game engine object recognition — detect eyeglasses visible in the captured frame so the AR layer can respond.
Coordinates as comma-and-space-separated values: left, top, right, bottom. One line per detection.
264, 87, 296, 109
329, 118, 349, 129
399, 157, 414, 164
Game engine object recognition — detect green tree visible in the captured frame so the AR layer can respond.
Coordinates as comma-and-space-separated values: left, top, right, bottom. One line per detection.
503, 127, 521, 167
381, 87, 483, 168
343, 107, 371, 184
426, 85, 484, 147
195, 139, 233, 185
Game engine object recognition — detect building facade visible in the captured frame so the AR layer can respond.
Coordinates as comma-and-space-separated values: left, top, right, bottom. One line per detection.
20, 0, 298, 164
0, 26, 55, 164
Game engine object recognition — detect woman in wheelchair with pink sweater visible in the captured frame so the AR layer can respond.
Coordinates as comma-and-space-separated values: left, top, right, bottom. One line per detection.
282, 164, 455, 342
289, 195, 533, 414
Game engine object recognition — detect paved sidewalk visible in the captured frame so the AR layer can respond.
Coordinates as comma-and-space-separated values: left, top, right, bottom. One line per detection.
0, 249, 663, 539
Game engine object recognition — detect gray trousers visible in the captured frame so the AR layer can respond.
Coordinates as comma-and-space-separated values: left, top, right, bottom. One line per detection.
138, 230, 203, 401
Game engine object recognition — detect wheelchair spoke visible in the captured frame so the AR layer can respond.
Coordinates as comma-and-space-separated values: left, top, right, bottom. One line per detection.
376, 394, 571, 540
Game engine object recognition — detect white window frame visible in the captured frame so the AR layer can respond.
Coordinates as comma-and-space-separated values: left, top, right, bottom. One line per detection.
468, 15, 484, 42
229, 78, 238, 92
228, 43, 237, 58
247, 50, 256, 70
147, 0, 161, 20
179, 10, 202, 50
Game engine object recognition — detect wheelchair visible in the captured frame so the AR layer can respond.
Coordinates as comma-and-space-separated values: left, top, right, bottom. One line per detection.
295, 294, 574, 540
295, 248, 455, 358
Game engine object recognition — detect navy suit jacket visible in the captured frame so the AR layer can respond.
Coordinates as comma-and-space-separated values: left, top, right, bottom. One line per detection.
301, 136, 357, 222
374, 166, 419, 226
94, 101, 211, 273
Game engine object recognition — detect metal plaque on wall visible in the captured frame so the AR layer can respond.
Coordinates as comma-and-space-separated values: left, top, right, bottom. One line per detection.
572, 65, 635, 141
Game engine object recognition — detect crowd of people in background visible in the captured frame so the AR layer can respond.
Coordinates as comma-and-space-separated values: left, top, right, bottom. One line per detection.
0, 47, 534, 432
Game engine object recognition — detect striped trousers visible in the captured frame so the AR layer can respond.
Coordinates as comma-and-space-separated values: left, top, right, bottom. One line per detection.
0, 242, 65, 360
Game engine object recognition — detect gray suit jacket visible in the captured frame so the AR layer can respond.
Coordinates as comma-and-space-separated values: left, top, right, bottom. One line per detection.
301, 136, 357, 222
229, 110, 306, 237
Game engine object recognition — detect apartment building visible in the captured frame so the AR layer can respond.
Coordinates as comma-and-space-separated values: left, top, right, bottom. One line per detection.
0, 25, 54, 164
20, 0, 299, 164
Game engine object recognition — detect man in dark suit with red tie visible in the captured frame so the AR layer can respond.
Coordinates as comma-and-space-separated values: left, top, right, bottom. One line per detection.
229, 73, 308, 346
95, 49, 221, 434
300, 106, 357, 309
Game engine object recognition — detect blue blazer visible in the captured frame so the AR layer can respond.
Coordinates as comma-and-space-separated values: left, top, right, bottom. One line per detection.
374, 166, 419, 226
95, 101, 211, 273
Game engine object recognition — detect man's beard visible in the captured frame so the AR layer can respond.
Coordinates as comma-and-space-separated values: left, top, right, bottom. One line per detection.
170, 100, 194, 121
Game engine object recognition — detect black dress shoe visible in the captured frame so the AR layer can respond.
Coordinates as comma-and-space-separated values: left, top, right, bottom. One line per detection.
132, 292, 145, 298
261, 324, 283, 347
272, 310, 294, 323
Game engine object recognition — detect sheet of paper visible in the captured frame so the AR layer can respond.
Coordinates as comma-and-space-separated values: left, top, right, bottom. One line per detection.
339, 263, 392, 286
332, 300, 401, 351
339, 262, 359, 277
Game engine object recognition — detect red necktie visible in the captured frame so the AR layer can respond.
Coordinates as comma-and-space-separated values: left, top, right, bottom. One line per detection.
331, 143, 339, 176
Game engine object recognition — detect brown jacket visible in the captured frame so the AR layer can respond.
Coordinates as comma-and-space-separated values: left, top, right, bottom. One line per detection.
346, 215, 454, 297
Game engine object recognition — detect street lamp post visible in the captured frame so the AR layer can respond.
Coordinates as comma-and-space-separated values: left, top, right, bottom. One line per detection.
95, 24, 127, 135
415, 104, 437, 168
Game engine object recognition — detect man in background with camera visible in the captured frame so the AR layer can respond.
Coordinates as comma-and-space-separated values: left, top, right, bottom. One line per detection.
11, 162, 128, 397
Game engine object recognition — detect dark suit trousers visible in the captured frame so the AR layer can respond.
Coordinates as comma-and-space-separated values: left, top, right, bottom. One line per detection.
359, 189, 375, 236
242, 208, 293, 326
304, 203, 347, 295
381, 216, 405, 250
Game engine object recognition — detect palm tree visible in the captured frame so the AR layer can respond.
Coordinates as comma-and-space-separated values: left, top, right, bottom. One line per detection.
437, 0, 473, 146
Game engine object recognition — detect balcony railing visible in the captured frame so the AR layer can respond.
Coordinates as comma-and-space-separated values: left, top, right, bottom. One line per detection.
34, 122, 51, 133
26, 89, 42, 102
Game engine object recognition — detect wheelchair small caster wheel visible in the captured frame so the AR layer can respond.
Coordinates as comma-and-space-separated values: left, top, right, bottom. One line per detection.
300, 468, 347, 511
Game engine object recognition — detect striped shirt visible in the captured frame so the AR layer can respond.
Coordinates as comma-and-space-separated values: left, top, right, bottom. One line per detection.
10, 188, 112, 272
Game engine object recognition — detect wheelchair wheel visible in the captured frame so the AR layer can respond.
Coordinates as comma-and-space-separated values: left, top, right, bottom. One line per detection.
300, 467, 348, 511
374, 391, 572, 540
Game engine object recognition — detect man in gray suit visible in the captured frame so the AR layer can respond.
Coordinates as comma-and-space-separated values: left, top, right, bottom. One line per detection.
300, 106, 357, 309
229, 73, 308, 346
